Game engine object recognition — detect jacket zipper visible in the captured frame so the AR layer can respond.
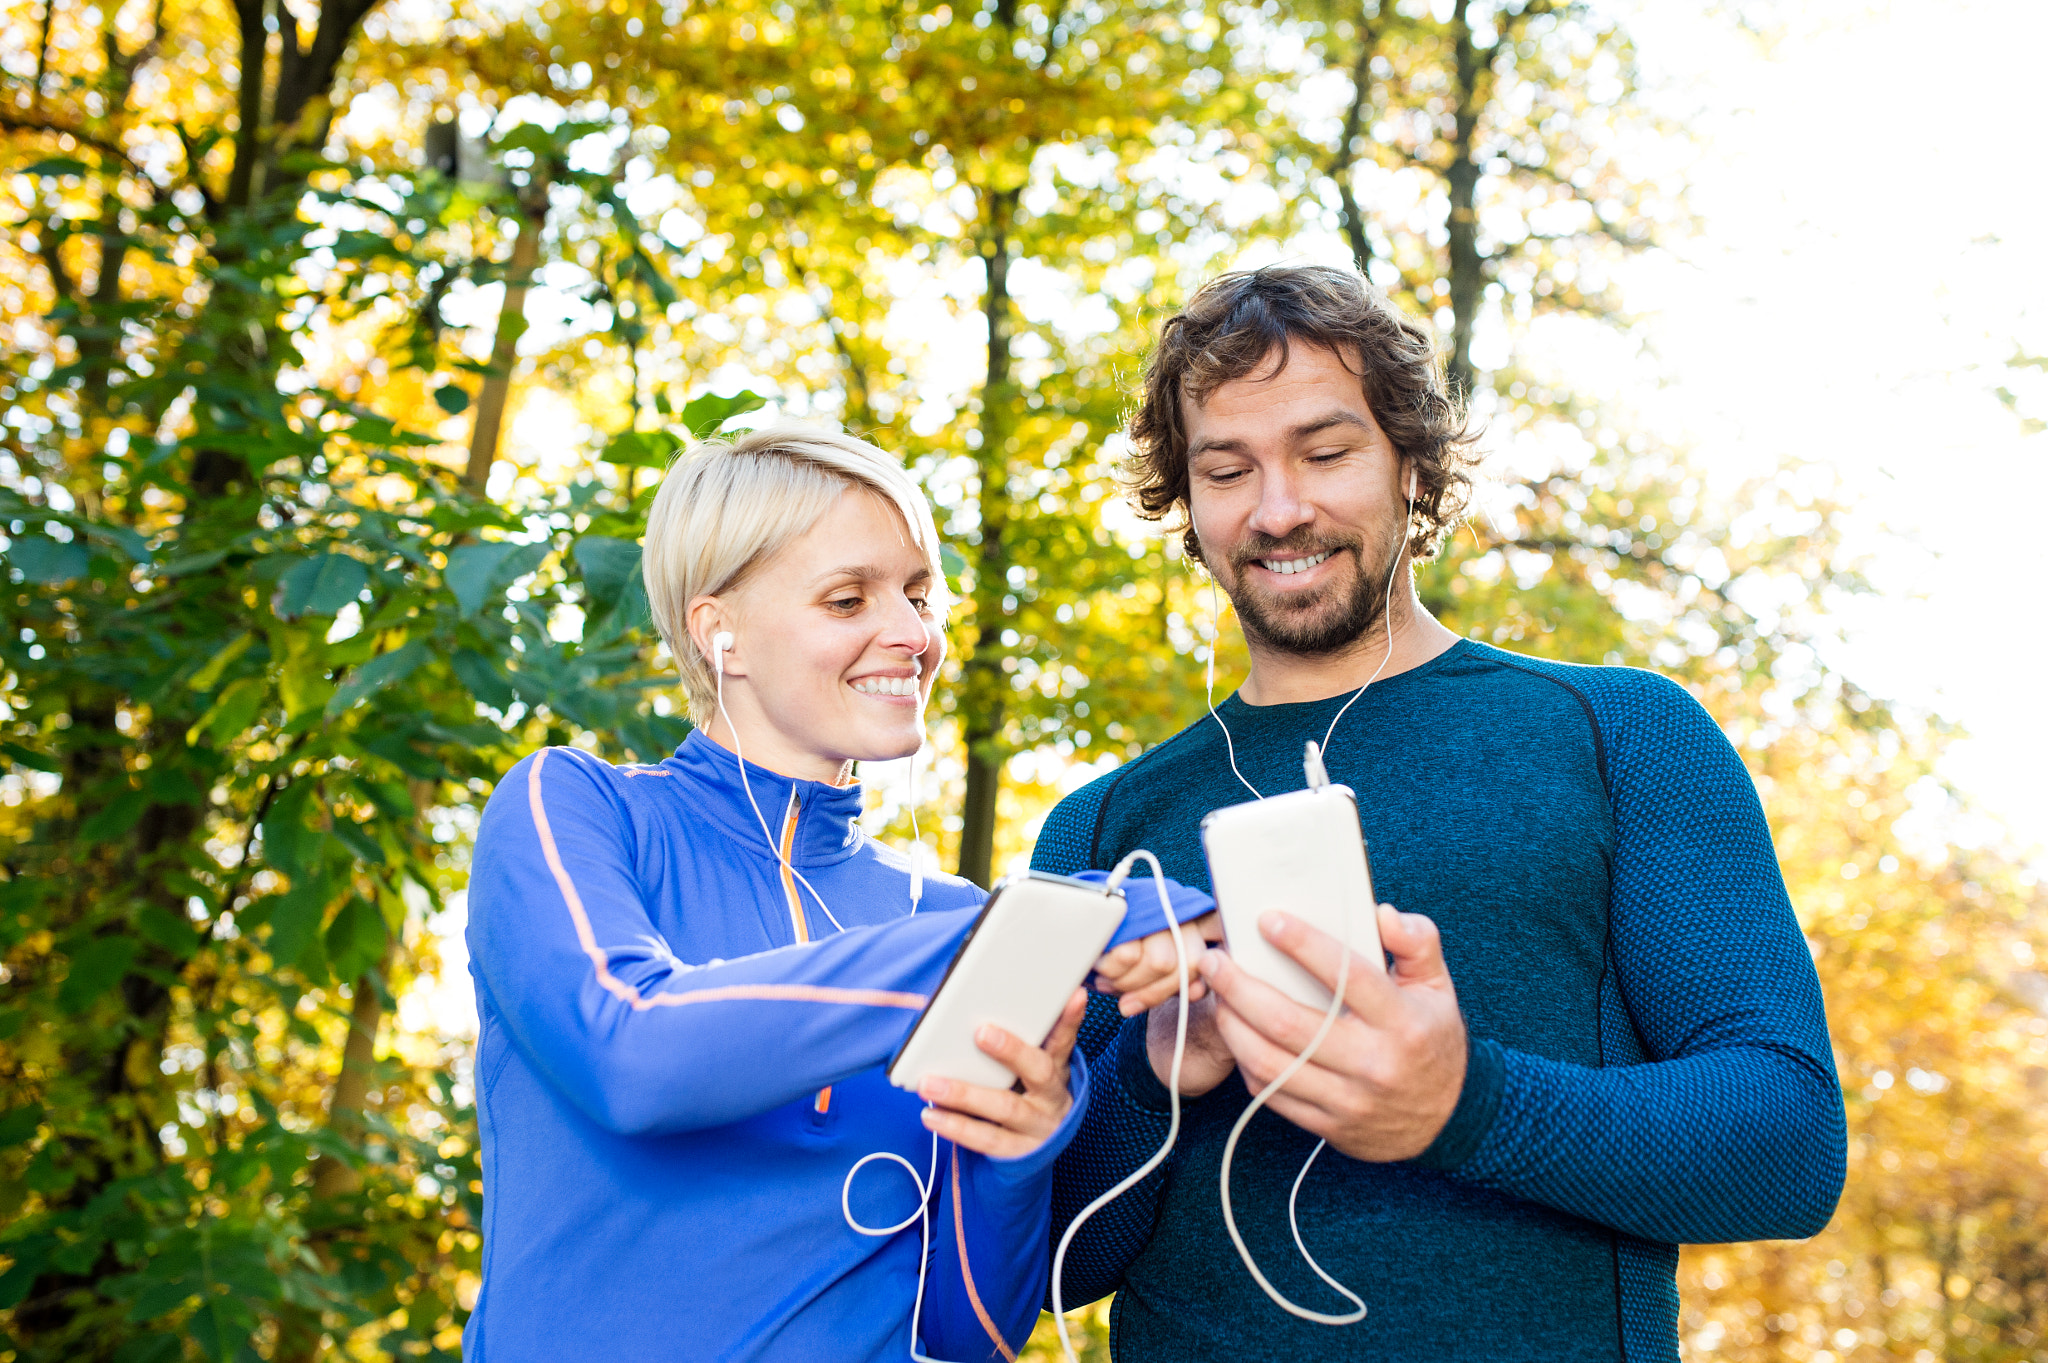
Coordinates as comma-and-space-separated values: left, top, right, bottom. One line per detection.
779, 791, 835, 1126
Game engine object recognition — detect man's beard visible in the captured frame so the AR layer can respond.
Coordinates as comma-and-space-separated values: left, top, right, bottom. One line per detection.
1212, 526, 1405, 658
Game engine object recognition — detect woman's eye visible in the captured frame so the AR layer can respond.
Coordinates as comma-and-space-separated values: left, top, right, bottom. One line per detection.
909, 596, 932, 614
827, 596, 864, 612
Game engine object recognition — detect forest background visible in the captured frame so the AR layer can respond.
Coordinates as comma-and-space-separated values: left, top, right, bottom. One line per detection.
1, 0, 2043, 1358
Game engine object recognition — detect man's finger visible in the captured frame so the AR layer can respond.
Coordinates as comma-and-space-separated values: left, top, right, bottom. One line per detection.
1378, 904, 1453, 985
1258, 910, 1405, 1023
1201, 945, 1370, 1057
1212, 994, 1360, 1107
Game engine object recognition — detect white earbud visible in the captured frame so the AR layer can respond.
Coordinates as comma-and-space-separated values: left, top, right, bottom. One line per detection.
1408, 468, 1417, 501
711, 630, 734, 674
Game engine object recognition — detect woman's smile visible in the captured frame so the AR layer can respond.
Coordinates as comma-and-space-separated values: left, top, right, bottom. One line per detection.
848, 671, 921, 700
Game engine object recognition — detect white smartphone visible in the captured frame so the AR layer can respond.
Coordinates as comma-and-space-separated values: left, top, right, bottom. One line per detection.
887, 871, 1127, 1093
1200, 784, 1384, 1011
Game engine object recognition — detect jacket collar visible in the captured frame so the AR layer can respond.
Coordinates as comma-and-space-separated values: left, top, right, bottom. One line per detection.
660, 730, 868, 868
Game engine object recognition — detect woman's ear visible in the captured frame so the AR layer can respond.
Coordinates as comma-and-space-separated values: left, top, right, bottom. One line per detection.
686, 596, 741, 676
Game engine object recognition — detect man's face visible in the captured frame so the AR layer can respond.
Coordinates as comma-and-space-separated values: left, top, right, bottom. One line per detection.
1183, 342, 1408, 656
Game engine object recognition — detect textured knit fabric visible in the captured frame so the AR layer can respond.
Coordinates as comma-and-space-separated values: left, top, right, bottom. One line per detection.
466, 731, 1070, 1363
1032, 639, 1846, 1363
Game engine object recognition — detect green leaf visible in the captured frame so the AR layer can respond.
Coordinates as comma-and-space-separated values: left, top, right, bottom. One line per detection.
358, 732, 442, 781
81, 786, 149, 840
114, 1333, 183, 1362
325, 897, 388, 981
159, 549, 229, 578
433, 384, 472, 415
573, 535, 642, 609
7, 534, 90, 584
24, 157, 89, 177
58, 936, 139, 1013
449, 648, 516, 710
679, 389, 767, 440
189, 633, 255, 691
446, 539, 550, 618
331, 820, 386, 866
82, 519, 154, 564
276, 554, 369, 618
0, 741, 60, 773
325, 640, 429, 717
264, 873, 331, 970
136, 905, 200, 960
599, 429, 683, 470
187, 676, 267, 748
0, 1104, 44, 1148
0, 1236, 54, 1309
261, 781, 320, 876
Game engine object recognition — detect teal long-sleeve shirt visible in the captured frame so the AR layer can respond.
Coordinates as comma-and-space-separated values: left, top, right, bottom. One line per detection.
1034, 640, 1846, 1362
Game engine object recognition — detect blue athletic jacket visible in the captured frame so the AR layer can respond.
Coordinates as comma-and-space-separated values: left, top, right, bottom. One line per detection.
463, 731, 1205, 1362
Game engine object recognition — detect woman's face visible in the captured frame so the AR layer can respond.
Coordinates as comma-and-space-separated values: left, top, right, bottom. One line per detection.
691, 489, 944, 784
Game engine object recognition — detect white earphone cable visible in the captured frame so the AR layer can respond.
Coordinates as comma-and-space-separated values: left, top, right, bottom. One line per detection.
712, 635, 849, 934
1050, 850, 1189, 1363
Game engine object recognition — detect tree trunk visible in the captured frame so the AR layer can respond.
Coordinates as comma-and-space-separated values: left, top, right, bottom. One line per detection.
1330, 19, 1379, 275
466, 200, 547, 490
1443, 0, 1485, 399
955, 186, 1021, 888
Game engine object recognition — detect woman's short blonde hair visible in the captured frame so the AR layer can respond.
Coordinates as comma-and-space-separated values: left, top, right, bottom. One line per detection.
642, 420, 945, 725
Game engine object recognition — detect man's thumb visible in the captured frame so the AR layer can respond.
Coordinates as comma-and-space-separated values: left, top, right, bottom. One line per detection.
1377, 904, 1450, 982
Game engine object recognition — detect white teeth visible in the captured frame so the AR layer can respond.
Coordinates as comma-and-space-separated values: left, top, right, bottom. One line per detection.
1259, 550, 1332, 576
851, 676, 918, 697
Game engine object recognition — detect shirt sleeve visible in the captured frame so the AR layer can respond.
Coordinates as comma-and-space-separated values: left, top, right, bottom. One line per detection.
1415, 674, 1848, 1244
920, 1049, 1092, 1360
1029, 777, 1179, 1308
466, 747, 979, 1136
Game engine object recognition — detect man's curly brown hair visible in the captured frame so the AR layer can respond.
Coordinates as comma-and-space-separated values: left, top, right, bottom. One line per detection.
1126, 265, 1481, 563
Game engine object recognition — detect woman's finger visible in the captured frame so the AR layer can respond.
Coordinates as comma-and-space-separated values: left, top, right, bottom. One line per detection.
920, 1073, 1029, 1129
1039, 989, 1088, 1069
978, 1022, 1054, 1090
923, 1105, 1031, 1160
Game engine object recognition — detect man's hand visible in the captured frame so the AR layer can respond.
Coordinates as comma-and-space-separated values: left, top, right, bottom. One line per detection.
1201, 905, 1467, 1162
1146, 990, 1237, 1097
919, 988, 1086, 1160
1093, 911, 1224, 1015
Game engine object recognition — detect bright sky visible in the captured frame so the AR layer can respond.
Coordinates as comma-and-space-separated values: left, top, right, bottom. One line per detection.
1609, 0, 2048, 861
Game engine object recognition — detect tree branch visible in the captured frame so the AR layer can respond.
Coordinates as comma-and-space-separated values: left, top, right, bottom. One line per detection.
0, 114, 163, 200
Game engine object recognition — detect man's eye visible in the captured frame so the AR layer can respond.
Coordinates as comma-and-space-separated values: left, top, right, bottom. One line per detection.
1307, 450, 1350, 464
1203, 468, 1248, 485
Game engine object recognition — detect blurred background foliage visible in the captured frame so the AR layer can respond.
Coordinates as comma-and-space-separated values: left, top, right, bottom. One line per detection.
0, 0, 2041, 1359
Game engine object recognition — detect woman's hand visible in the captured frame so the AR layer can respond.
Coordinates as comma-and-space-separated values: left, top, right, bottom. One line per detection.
1093, 912, 1224, 1016
918, 989, 1088, 1160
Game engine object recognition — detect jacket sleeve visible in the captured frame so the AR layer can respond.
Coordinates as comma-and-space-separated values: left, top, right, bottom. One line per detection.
1417, 676, 1848, 1244
467, 747, 979, 1136
920, 1050, 1092, 1361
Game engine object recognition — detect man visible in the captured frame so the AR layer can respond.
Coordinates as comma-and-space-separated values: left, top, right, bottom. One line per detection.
1035, 265, 1845, 1362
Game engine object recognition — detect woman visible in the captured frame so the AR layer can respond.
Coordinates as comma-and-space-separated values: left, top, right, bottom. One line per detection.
463, 423, 1209, 1362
